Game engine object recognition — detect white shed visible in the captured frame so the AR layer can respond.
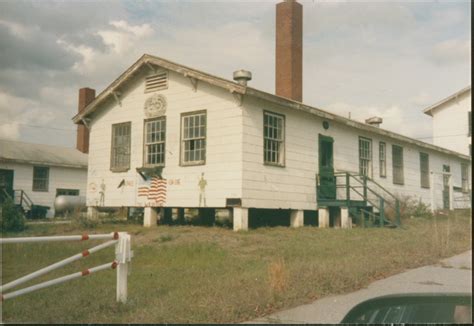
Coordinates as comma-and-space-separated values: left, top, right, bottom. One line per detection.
423, 86, 471, 156
0, 139, 88, 218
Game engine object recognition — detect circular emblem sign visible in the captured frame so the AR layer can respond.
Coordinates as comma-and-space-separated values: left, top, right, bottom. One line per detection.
144, 94, 167, 118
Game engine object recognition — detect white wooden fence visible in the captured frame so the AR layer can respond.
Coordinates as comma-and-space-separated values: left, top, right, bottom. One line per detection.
0, 232, 132, 303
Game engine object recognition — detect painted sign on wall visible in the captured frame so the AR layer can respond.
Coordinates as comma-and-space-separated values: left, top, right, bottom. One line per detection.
138, 176, 167, 207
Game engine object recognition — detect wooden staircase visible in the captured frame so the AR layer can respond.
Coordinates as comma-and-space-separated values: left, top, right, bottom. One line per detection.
1, 188, 35, 218
317, 171, 401, 228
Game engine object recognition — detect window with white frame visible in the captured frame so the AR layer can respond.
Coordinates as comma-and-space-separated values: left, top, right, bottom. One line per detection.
419, 152, 430, 188
392, 145, 404, 185
359, 137, 372, 177
379, 142, 386, 178
264, 111, 285, 166
111, 122, 131, 171
461, 163, 469, 193
144, 117, 166, 166
33, 166, 49, 192
181, 111, 206, 165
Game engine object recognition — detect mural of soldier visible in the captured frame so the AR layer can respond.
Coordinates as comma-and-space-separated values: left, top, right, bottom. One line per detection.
198, 172, 207, 207
99, 179, 106, 206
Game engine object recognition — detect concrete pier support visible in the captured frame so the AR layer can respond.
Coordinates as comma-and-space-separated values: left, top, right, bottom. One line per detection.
143, 207, 158, 227
233, 207, 248, 231
341, 207, 352, 229
318, 208, 329, 228
290, 209, 304, 228
87, 207, 98, 219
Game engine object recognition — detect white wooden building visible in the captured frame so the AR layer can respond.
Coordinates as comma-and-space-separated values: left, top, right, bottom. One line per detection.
72, 0, 470, 230
423, 86, 471, 156
0, 139, 88, 217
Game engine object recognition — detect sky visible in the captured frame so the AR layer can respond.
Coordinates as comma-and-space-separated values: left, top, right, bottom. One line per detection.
0, 0, 471, 148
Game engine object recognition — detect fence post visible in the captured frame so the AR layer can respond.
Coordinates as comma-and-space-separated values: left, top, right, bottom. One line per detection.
379, 198, 384, 228
115, 232, 133, 303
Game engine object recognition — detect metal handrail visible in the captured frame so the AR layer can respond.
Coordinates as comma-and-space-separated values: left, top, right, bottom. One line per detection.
335, 171, 397, 201
333, 171, 401, 225
349, 186, 379, 210
13, 189, 33, 211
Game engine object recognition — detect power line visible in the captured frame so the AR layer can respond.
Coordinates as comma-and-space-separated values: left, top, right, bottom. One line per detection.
0, 122, 76, 132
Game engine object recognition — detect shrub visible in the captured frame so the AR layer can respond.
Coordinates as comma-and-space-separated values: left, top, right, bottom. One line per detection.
1, 198, 26, 232
387, 195, 433, 220
72, 214, 98, 229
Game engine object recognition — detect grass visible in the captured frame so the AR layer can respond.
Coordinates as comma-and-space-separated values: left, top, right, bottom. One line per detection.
0, 211, 471, 323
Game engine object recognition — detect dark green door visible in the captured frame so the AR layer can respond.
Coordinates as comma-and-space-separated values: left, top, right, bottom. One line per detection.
442, 165, 450, 209
318, 134, 336, 200
0, 169, 14, 204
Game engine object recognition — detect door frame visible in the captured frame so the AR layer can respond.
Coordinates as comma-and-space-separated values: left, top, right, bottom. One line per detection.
318, 134, 336, 200
0, 169, 15, 203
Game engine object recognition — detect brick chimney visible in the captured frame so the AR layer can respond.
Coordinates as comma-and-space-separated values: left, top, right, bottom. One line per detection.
76, 87, 95, 153
276, 0, 303, 102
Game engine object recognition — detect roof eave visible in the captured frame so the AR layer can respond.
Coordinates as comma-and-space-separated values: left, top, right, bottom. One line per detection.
247, 88, 471, 162
422, 85, 471, 117
72, 53, 246, 124
0, 158, 88, 169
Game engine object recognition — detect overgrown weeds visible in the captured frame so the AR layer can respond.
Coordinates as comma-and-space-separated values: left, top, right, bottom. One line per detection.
268, 257, 288, 295
72, 214, 98, 229
1, 211, 471, 324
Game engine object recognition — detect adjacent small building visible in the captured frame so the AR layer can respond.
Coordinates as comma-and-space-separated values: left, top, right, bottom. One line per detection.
423, 86, 471, 156
0, 139, 88, 217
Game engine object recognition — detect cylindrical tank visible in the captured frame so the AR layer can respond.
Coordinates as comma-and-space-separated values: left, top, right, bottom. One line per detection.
54, 195, 86, 216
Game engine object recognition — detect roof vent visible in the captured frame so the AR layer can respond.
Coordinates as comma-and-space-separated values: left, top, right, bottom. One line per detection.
365, 116, 383, 127
233, 70, 252, 86
145, 71, 168, 93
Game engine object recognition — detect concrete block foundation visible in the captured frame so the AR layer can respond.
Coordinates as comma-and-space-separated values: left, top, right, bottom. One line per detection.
290, 209, 304, 228
143, 207, 158, 227
233, 207, 248, 231
318, 208, 329, 228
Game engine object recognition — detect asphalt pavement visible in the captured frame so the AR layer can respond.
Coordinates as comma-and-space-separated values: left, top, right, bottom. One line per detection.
247, 250, 472, 324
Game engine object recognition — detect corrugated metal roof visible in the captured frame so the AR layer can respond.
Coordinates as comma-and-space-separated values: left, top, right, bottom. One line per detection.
0, 139, 88, 169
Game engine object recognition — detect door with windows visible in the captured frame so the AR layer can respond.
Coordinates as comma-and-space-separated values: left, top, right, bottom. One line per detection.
442, 165, 450, 209
318, 134, 336, 200
0, 169, 14, 204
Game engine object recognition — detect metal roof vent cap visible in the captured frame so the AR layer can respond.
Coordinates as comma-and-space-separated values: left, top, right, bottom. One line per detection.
365, 116, 383, 127
233, 70, 252, 86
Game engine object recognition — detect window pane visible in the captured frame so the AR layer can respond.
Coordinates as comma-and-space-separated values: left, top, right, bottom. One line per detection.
144, 118, 166, 166
392, 145, 404, 184
264, 112, 285, 165
111, 122, 131, 170
181, 112, 206, 164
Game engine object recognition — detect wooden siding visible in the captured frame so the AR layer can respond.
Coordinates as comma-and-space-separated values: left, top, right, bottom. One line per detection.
86, 68, 242, 208
0, 162, 87, 217
242, 96, 471, 210
431, 90, 471, 156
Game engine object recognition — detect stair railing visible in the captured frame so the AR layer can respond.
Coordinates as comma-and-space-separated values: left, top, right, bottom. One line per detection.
13, 190, 33, 212
334, 172, 401, 226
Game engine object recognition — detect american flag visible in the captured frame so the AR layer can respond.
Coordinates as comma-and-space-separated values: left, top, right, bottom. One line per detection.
138, 176, 167, 206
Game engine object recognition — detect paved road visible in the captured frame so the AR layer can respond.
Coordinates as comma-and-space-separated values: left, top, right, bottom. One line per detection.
248, 250, 472, 324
